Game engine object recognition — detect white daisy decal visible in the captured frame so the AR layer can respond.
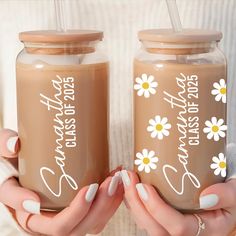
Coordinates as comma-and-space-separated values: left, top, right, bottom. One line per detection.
147, 116, 171, 140
203, 117, 227, 141
211, 79, 227, 103
210, 153, 226, 177
135, 149, 159, 173
134, 74, 158, 98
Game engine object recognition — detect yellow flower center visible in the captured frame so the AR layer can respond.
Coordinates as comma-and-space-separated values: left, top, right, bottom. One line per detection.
142, 82, 150, 90
220, 87, 226, 95
143, 157, 150, 165
219, 161, 226, 169
212, 125, 219, 133
156, 124, 163, 131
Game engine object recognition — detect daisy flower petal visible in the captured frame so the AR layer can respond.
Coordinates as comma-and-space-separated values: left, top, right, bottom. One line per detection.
142, 149, 148, 157
138, 164, 145, 172
145, 165, 151, 173
152, 157, 159, 163
147, 75, 154, 83
134, 84, 142, 90
214, 168, 221, 176
135, 159, 143, 165
149, 163, 157, 170
211, 163, 220, 169
144, 90, 150, 98
221, 169, 226, 177
136, 152, 143, 159
212, 156, 220, 163
137, 89, 144, 97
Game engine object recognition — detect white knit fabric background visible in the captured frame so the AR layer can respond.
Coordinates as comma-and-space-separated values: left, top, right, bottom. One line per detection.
0, 0, 236, 235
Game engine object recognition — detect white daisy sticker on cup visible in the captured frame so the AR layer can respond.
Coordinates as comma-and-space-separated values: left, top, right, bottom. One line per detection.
134, 73, 158, 98
147, 116, 171, 140
134, 149, 159, 173
203, 117, 227, 141
211, 79, 227, 103
210, 153, 226, 177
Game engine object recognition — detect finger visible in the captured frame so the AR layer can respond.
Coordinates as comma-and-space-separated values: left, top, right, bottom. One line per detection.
88, 183, 123, 235
70, 174, 122, 236
121, 170, 169, 236
0, 129, 19, 158
109, 166, 122, 176
136, 183, 198, 236
16, 211, 35, 235
199, 179, 236, 210
187, 210, 235, 236
0, 178, 40, 214
27, 183, 99, 236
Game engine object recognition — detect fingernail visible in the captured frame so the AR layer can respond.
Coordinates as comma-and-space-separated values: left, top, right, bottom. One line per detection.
85, 183, 99, 202
115, 171, 122, 184
136, 183, 148, 201
22, 200, 40, 214
108, 175, 120, 196
121, 170, 131, 187
200, 194, 219, 209
7, 137, 18, 153
115, 171, 121, 178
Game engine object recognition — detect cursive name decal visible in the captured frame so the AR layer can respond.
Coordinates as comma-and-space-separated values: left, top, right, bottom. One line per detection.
163, 73, 201, 195
39, 75, 78, 197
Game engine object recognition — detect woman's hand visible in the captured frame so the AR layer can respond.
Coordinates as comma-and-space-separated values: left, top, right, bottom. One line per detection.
0, 129, 123, 236
121, 170, 236, 236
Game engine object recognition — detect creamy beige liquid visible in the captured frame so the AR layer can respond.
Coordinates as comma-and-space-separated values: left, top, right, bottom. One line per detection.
134, 60, 226, 212
17, 62, 109, 210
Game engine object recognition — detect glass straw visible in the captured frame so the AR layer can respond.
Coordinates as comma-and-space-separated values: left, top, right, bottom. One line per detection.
54, 0, 66, 32
166, 0, 186, 62
166, 0, 182, 32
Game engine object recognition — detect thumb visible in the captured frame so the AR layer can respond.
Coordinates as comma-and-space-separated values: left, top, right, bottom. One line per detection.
199, 179, 236, 210
0, 129, 19, 158
0, 178, 40, 214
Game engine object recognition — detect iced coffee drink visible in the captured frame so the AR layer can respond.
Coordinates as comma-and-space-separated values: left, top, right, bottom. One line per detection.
16, 31, 109, 210
133, 29, 227, 212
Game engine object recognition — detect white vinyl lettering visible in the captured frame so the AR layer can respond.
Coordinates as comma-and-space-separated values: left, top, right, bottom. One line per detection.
163, 73, 200, 195
39, 75, 78, 197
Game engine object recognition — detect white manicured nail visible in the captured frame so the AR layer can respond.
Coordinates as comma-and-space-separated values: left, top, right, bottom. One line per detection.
22, 200, 40, 214
108, 175, 120, 196
121, 170, 131, 187
136, 183, 148, 201
115, 171, 122, 184
200, 194, 219, 209
85, 183, 99, 202
115, 171, 121, 178
7, 137, 18, 153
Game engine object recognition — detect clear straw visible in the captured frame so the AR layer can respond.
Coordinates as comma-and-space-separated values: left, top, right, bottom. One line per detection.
54, 0, 67, 32
166, 0, 182, 32
166, 0, 186, 62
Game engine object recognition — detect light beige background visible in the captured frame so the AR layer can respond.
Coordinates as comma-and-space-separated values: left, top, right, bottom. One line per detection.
0, 0, 236, 235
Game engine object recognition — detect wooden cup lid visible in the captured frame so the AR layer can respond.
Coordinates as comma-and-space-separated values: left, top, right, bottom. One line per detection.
19, 30, 103, 43
138, 28, 222, 43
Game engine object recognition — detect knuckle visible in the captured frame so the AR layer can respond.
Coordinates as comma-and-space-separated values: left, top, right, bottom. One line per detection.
52, 224, 68, 236
214, 223, 229, 236
124, 194, 135, 208
89, 225, 105, 235
214, 232, 224, 236
15, 212, 28, 232
172, 224, 187, 236
146, 202, 157, 215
